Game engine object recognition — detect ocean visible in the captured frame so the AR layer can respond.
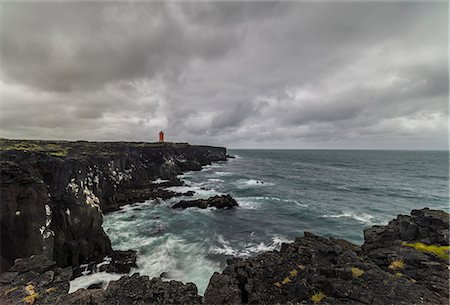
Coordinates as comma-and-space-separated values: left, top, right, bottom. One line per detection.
70, 150, 449, 294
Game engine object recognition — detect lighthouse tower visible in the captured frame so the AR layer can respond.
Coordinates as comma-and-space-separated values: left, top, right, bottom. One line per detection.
159, 131, 164, 142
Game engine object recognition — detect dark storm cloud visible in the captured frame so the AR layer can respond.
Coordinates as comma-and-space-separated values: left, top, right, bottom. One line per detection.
0, 2, 447, 149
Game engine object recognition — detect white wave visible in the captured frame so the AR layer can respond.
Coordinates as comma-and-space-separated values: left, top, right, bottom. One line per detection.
177, 172, 194, 179
236, 198, 261, 210
203, 163, 225, 169
196, 188, 222, 197
336, 186, 351, 191
294, 202, 309, 208
118, 201, 152, 212
153, 178, 170, 184
245, 235, 292, 253
208, 178, 225, 183
164, 184, 222, 203
283, 198, 308, 207
321, 211, 374, 225
113, 235, 160, 252
210, 235, 292, 258
69, 256, 124, 293
209, 235, 240, 256
134, 234, 220, 295
165, 185, 200, 193
235, 196, 307, 209
69, 272, 123, 293
214, 171, 232, 176
234, 179, 274, 188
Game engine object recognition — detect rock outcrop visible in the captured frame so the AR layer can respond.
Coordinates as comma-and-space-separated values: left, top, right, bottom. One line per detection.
0, 139, 227, 271
204, 208, 449, 305
172, 194, 238, 209
0, 208, 447, 305
72, 250, 138, 278
0, 255, 202, 305
0, 255, 72, 305
62, 274, 202, 305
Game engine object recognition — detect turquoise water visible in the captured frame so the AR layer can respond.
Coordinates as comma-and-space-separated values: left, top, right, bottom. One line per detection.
93, 150, 448, 294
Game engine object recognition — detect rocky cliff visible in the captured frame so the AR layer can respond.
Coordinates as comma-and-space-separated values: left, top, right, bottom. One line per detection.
0, 208, 448, 305
0, 139, 227, 272
204, 208, 449, 305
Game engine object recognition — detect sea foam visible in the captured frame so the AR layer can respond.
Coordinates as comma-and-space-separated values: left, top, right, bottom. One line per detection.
321, 211, 374, 225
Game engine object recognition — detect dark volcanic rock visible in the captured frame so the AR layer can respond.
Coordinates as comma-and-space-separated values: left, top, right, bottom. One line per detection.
0, 254, 72, 305
0, 208, 447, 305
72, 250, 137, 278
172, 194, 238, 209
204, 208, 449, 305
98, 273, 202, 305
363, 207, 449, 251
1, 139, 227, 271
52, 273, 203, 305
0, 161, 54, 272
87, 282, 105, 290
9, 255, 56, 274
108, 250, 137, 274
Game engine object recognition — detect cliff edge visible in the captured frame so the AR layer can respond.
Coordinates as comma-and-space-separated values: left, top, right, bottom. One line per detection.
0, 139, 227, 271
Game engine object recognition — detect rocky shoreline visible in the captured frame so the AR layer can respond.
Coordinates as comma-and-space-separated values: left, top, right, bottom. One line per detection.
0, 208, 448, 304
1, 139, 448, 304
0, 139, 227, 272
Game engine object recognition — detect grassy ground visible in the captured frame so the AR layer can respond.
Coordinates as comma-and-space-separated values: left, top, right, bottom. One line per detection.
0, 138, 187, 157
0, 139, 69, 156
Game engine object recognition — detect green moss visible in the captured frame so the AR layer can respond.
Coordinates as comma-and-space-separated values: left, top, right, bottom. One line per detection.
281, 276, 292, 285
351, 267, 365, 277
2, 286, 18, 295
23, 292, 39, 304
311, 291, 326, 304
44, 287, 56, 293
23, 284, 39, 304
1, 140, 68, 157
388, 259, 405, 270
403, 242, 450, 260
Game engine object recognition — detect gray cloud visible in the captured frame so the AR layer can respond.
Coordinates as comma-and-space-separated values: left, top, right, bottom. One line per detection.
0, 2, 447, 149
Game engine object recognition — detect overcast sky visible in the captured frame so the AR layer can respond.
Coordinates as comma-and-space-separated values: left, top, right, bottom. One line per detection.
0, 2, 447, 149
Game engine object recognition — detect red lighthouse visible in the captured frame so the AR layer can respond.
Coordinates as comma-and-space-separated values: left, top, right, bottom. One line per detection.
159, 131, 164, 142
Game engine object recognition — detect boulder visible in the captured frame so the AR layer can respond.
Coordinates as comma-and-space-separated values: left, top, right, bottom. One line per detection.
72, 250, 137, 278
172, 194, 238, 209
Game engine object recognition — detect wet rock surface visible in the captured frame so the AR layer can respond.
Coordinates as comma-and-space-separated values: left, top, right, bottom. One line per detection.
172, 194, 238, 209
72, 250, 137, 278
0, 255, 72, 305
62, 274, 203, 305
204, 208, 449, 305
1, 208, 447, 304
1, 139, 227, 271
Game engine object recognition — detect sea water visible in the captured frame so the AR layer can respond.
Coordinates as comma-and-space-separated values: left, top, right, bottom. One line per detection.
70, 150, 449, 294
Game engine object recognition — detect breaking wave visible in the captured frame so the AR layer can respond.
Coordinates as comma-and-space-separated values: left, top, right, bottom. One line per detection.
321, 211, 374, 225
209, 235, 292, 258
